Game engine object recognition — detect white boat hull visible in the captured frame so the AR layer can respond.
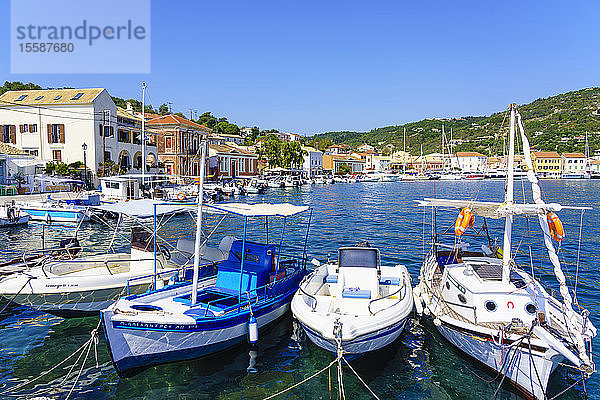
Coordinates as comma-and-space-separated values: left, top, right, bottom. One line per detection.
301, 318, 407, 354
436, 320, 558, 400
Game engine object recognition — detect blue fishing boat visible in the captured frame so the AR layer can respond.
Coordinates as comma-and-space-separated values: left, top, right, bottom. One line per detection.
102, 202, 312, 377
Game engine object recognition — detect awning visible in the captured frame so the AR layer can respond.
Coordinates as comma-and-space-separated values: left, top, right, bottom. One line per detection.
35, 176, 84, 185
90, 199, 191, 218
205, 202, 310, 217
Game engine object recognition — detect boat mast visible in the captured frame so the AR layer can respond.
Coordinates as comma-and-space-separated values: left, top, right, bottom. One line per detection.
141, 82, 146, 189
585, 131, 590, 175
502, 104, 516, 283
191, 137, 207, 306
403, 127, 406, 173
441, 124, 445, 172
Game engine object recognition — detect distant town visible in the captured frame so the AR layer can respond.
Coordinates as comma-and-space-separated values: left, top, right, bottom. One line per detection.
0, 85, 598, 195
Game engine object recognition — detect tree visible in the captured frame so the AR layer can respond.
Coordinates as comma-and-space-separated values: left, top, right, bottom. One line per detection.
159, 104, 169, 115
1, 81, 42, 95
336, 163, 351, 175
261, 135, 282, 168
97, 160, 121, 177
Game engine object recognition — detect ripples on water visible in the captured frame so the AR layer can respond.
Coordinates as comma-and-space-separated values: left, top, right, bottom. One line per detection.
0, 180, 599, 399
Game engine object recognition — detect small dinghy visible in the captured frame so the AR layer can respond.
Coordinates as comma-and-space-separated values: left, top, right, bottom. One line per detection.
0, 201, 30, 227
292, 244, 413, 355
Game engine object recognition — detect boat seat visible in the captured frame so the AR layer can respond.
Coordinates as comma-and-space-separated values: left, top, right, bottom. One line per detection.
379, 276, 401, 285
342, 288, 371, 299
324, 275, 338, 284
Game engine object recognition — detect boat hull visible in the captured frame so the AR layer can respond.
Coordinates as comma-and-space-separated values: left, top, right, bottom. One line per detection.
102, 299, 290, 377
301, 317, 407, 354
20, 208, 87, 223
0, 215, 29, 226
433, 317, 558, 399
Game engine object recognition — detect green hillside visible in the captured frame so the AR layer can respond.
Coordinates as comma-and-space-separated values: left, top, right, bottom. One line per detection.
308, 88, 600, 155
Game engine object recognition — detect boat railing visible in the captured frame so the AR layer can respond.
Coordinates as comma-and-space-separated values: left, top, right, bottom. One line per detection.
442, 298, 478, 324
125, 266, 179, 295
298, 272, 319, 311
368, 282, 406, 315
238, 268, 304, 315
41, 257, 165, 279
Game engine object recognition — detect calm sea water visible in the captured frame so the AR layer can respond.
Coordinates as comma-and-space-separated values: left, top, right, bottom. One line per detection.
1, 180, 599, 399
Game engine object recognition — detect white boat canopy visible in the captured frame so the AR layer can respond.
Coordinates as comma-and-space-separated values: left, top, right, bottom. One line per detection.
91, 199, 194, 219
206, 202, 310, 217
417, 198, 590, 219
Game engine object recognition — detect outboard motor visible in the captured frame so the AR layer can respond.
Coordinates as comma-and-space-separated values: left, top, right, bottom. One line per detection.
355, 240, 370, 248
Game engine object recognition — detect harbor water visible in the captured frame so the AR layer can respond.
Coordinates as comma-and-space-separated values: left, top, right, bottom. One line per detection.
1, 180, 599, 399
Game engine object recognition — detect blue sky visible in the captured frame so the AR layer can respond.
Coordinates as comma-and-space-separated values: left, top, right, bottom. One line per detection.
3, 0, 600, 135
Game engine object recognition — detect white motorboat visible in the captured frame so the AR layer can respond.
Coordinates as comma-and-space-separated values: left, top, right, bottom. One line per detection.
0, 202, 30, 227
18, 200, 89, 223
267, 178, 285, 188
245, 178, 265, 194
292, 245, 413, 355
0, 200, 227, 316
414, 104, 596, 399
283, 176, 301, 187
438, 172, 463, 180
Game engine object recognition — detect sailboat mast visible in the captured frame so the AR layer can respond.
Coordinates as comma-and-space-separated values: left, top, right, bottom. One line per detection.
191, 138, 207, 306
403, 127, 406, 172
441, 124, 445, 171
502, 104, 516, 283
141, 82, 146, 188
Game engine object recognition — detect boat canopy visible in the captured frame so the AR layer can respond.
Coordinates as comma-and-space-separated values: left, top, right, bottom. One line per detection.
206, 202, 310, 217
417, 198, 590, 219
90, 199, 192, 218
34, 176, 84, 185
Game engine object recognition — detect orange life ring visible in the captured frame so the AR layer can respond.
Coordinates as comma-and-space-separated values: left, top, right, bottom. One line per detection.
177, 192, 186, 201
546, 212, 564, 241
454, 207, 474, 236
507, 301, 514, 309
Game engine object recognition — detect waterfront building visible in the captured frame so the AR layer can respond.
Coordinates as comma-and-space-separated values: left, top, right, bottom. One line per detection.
451, 151, 487, 172
366, 155, 393, 172
357, 143, 375, 152
323, 154, 365, 174
531, 151, 562, 178
561, 152, 587, 174
0, 88, 157, 184
207, 143, 258, 179
325, 144, 350, 155
240, 126, 253, 137
148, 114, 211, 177
301, 146, 323, 177
276, 132, 301, 142
219, 133, 245, 145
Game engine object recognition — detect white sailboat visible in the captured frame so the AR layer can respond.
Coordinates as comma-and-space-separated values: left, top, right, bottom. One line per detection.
414, 104, 596, 399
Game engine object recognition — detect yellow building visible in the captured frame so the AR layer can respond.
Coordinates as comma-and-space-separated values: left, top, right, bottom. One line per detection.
531, 151, 562, 178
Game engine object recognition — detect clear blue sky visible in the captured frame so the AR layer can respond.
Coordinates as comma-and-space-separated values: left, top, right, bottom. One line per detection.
3, 0, 600, 135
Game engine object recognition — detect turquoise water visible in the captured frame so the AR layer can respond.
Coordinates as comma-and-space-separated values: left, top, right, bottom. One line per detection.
0, 180, 599, 399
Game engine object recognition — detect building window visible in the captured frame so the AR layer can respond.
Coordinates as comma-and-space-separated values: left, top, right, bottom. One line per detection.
118, 129, 131, 143
220, 158, 229, 173
71, 92, 84, 100
165, 137, 173, 149
166, 164, 173, 175
30, 124, 37, 133
2, 125, 16, 144
35, 95, 44, 101
54, 95, 62, 100
20, 124, 29, 133
48, 124, 64, 144
104, 151, 112, 162
15, 94, 27, 101
52, 150, 61, 162
25, 149, 39, 157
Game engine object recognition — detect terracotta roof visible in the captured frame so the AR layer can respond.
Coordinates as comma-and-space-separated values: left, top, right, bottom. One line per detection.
561, 152, 586, 158
533, 151, 560, 158
0, 143, 28, 155
0, 88, 104, 106
456, 151, 486, 157
147, 114, 211, 131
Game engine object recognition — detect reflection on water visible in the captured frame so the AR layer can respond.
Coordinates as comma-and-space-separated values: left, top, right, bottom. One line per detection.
0, 180, 599, 399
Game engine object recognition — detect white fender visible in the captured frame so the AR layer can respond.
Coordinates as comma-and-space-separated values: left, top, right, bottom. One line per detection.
413, 292, 424, 316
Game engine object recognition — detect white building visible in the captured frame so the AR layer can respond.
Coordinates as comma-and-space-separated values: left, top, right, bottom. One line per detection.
301, 146, 323, 177
561, 153, 587, 175
357, 143, 375, 152
276, 132, 301, 142
0, 143, 41, 188
451, 152, 487, 172
0, 88, 157, 183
